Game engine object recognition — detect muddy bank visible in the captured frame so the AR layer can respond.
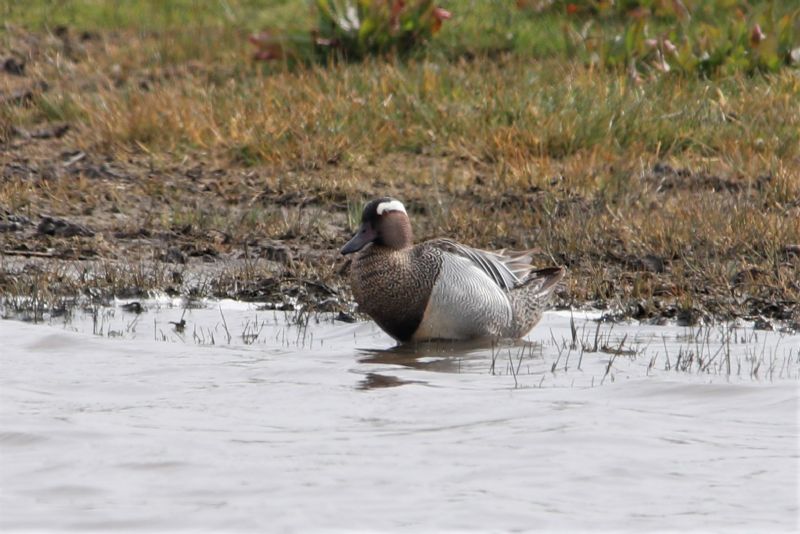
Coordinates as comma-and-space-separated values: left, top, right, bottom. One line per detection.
1, 182, 797, 332
1, 140, 798, 329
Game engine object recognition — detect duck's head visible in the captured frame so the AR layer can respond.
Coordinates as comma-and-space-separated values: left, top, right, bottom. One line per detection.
341, 197, 413, 255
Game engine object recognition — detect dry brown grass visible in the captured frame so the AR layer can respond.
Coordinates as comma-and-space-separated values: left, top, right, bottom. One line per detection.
2, 20, 799, 325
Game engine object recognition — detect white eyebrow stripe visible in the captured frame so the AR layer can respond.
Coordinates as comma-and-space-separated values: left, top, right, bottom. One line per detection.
376, 200, 407, 215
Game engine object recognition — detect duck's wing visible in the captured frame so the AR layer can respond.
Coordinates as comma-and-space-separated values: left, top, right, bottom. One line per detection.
427, 238, 533, 291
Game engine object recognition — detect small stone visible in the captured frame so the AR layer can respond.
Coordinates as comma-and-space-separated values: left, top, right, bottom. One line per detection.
37, 215, 95, 238
163, 247, 187, 264
263, 241, 292, 264
3, 57, 25, 76
753, 317, 773, 331
335, 311, 356, 323
121, 302, 144, 314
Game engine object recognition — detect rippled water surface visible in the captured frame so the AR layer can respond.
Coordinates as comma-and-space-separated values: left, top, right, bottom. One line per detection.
1, 301, 798, 531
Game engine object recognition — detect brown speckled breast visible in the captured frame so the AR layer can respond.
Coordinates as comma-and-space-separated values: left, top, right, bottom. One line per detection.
350, 244, 442, 342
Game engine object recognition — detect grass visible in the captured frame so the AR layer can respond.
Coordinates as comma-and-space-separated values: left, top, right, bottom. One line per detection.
1, 1, 799, 325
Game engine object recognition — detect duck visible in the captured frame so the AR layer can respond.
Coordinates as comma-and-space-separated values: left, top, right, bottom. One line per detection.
341, 197, 565, 343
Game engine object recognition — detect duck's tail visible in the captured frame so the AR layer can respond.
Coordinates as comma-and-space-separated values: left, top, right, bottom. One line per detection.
505, 266, 566, 338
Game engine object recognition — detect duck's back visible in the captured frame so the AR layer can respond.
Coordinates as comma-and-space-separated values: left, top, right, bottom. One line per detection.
411, 250, 512, 341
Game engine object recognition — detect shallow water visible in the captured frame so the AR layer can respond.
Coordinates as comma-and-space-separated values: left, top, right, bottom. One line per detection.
1, 300, 798, 531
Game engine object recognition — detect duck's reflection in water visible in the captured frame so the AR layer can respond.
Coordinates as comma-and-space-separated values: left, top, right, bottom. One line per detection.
356, 338, 542, 390
356, 373, 420, 390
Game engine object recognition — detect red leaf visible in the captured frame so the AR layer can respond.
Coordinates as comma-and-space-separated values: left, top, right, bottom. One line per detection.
249, 32, 284, 61
433, 7, 451, 21
750, 24, 766, 47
